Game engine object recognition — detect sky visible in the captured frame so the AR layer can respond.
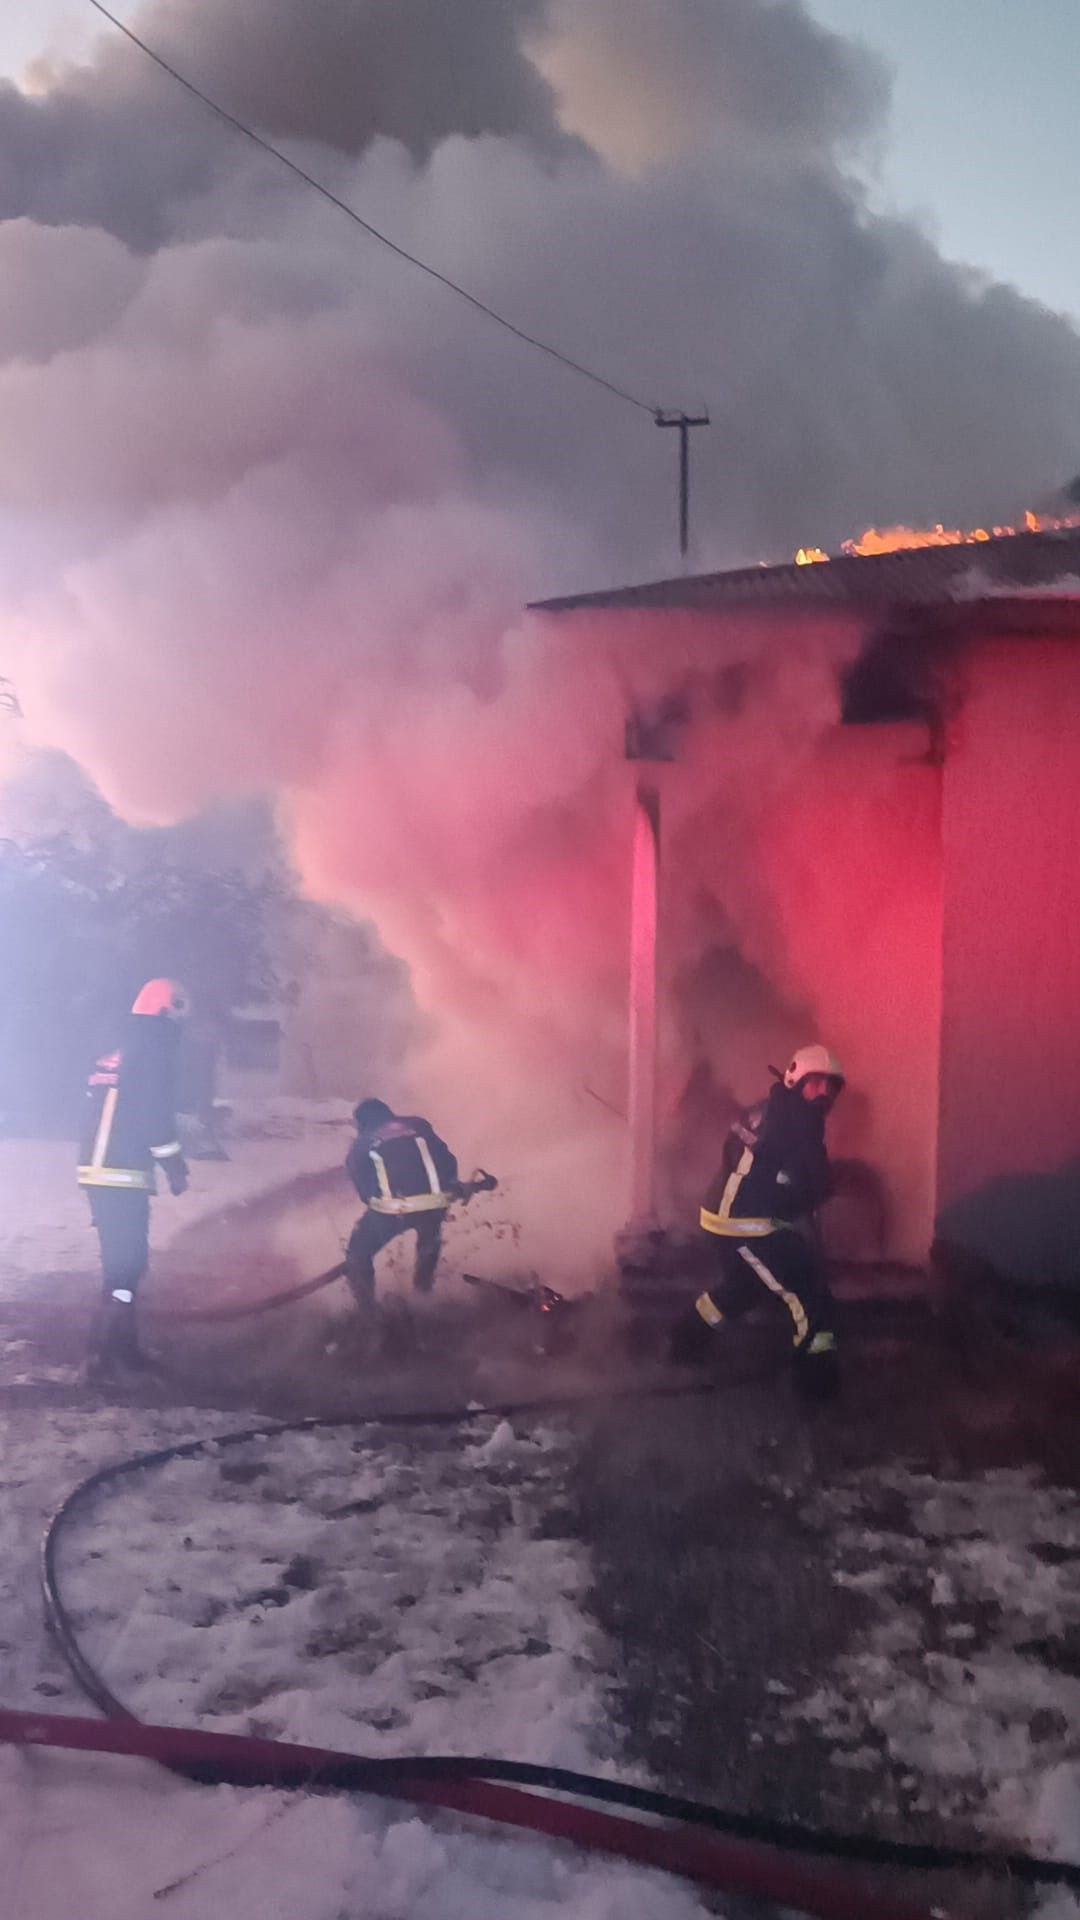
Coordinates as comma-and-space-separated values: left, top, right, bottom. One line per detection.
3, 1, 1078, 320
810, 0, 1080, 322
2, 1, 91, 76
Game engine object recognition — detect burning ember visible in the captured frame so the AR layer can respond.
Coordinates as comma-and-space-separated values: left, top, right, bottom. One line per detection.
793, 509, 1080, 566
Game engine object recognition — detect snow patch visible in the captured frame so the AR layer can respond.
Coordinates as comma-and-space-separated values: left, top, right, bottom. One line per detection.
1, 1404, 711, 1919
468, 1417, 524, 1464
791, 1465, 1080, 1866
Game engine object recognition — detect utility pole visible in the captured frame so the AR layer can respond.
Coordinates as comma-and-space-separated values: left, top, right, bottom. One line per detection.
654, 409, 710, 561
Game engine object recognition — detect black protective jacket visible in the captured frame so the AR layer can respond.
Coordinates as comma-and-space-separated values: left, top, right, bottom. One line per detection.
346, 1115, 459, 1217
701, 1082, 829, 1239
78, 1015, 186, 1192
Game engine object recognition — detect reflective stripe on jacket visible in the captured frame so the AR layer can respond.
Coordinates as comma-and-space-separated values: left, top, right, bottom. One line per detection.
346, 1115, 458, 1215
701, 1083, 828, 1239
77, 1018, 183, 1192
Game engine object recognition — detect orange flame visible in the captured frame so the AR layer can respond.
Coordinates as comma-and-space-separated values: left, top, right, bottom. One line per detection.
794, 509, 1078, 565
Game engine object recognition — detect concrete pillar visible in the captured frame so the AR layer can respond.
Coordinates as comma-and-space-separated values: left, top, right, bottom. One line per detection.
628, 781, 660, 1221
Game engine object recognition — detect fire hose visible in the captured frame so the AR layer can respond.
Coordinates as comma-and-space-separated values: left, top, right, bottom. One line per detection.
25, 1400, 1080, 1917
146, 1169, 501, 1324
0, 1706, 939, 1920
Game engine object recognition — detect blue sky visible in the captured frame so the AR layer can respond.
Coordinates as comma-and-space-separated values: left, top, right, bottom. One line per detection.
3, 1, 1078, 322
810, 0, 1080, 322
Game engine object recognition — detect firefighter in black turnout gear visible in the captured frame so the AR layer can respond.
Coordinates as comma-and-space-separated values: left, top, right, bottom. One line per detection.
344, 1099, 459, 1310
674, 1045, 845, 1399
78, 978, 190, 1379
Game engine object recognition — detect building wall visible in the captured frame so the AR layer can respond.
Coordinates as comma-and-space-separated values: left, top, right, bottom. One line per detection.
658, 711, 943, 1266
750, 724, 943, 1266
525, 601, 945, 1271
937, 636, 1080, 1284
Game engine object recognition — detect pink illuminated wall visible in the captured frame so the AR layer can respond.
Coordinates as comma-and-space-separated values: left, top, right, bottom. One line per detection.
524, 598, 1080, 1278
751, 724, 943, 1263
937, 632, 1080, 1282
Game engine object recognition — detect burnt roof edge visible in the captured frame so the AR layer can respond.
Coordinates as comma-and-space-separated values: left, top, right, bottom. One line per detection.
528, 526, 1080, 616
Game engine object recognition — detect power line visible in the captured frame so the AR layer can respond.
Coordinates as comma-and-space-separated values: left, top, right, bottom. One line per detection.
84, 0, 659, 416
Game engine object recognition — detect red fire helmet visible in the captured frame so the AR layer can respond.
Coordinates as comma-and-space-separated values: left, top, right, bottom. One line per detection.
131, 978, 190, 1020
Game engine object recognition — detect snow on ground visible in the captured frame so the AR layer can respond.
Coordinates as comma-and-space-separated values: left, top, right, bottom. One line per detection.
57, 1418, 607, 1762
12, 1104, 1080, 1911
789, 1464, 1080, 1901
0, 1097, 355, 1288
0, 1401, 712, 1920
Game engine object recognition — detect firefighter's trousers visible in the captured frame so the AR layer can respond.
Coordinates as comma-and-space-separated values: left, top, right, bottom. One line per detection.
698, 1226, 836, 1358
88, 1187, 151, 1304
345, 1208, 446, 1309
85, 1187, 151, 1371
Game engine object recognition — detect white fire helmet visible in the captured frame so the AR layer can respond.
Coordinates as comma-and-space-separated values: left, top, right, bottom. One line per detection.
783, 1045, 845, 1090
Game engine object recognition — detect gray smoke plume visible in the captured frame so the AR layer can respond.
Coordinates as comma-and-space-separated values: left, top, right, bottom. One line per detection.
7, 0, 564, 245
530, 0, 886, 169
134, 0, 561, 157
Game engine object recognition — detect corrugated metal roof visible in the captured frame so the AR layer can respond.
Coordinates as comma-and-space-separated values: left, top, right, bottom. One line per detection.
529, 526, 1080, 615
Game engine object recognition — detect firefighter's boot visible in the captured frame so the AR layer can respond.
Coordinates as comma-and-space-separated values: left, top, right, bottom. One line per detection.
86, 1295, 150, 1383
793, 1328, 840, 1404
669, 1293, 723, 1366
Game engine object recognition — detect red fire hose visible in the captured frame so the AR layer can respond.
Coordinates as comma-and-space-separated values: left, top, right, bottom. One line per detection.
0, 1706, 935, 1920
30, 1404, 1080, 1915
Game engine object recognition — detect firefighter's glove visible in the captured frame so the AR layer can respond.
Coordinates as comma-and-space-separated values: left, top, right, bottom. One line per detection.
165, 1155, 190, 1196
